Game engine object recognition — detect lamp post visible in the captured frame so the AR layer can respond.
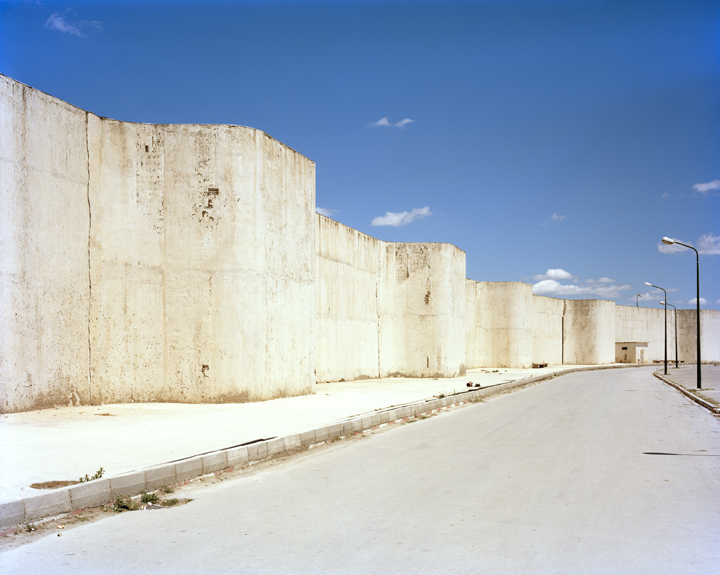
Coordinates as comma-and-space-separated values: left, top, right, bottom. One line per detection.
636, 294, 642, 307
661, 237, 701, 389
645, 282, 667, 375
660, 301, 678, 369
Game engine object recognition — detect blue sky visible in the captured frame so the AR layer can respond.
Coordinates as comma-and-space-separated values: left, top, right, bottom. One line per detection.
2, 0, 718, 309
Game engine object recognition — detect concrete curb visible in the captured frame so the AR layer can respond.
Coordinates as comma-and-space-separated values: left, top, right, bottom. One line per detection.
0, 363, 643, 530
653, 372, 720, 415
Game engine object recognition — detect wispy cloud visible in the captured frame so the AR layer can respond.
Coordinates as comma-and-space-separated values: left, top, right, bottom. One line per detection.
540, 213, 565, 225
316, 207, 339, 217
368, 117, 414, 129
45, 12, 102, 36
532, 280, 631, 298
371, 206, 431, 227
692, 179, 720, 195
659, 233, 720, 255
661, 192, 671, 199
531, 268, 573, 281
598, 277, 615, 283
697, 233, 720, 255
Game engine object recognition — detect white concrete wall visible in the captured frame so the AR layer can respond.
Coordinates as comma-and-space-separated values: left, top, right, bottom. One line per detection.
3, 73, 718, 413
0, 76, 91, 413
615, 305, 677, 364
315, 215, 381, 382
466, 281, 533, 368
677, 309, 720, 363
88, 118, 316, 404
531, 295, 564, 366
563, 299, 615, 365
378, 243, 466, 378
315, 216, 466, 381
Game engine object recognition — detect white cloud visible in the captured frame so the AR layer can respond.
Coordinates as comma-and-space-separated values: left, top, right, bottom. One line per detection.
716, 298, 720, 305
45, 12, 102, 36
532, 280, 631, 298
540, 213, 566, 226
692, 179, 720, 194
371, 206, 431, 227
598, 277, 615, 283
658, 238, 693, 254
369, 117, 391, 127
659, 233, 720, 255
316, 207, 338, 217
698, 233, 720, 255
368, 117, 414, 129
688, 297, 709, 306
532, 268, 574, 281
661, 192, 671, 199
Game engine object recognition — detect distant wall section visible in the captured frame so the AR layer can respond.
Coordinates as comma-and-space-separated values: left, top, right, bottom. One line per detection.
316, 216, 466, 381
466, 282, 532, 368
531, 295, 563, 366
563, 300, 615, 365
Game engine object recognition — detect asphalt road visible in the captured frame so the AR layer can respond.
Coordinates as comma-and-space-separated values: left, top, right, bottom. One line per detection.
2, 367, 719, 574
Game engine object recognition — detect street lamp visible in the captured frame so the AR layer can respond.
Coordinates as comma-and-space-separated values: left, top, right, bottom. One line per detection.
636, 294, 642, 307
645, 282, 667, 375
660, 301, 678, 369
662, 237, 701, 389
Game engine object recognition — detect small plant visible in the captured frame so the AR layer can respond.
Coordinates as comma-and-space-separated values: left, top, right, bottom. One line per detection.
112, 495, 138, 512
25, 523, 36, 532
162, 498, 180, 507
79, 467, 105, 483
436, 393, 445, 399
141, 492, 159, 504
161, 485, 174, 494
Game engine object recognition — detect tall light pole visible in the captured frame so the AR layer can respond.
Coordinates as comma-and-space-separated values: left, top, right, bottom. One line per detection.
636, 294, 642, 307
662, 237, 701, 389
660, 301, 678, 369
645, 282, 667, 375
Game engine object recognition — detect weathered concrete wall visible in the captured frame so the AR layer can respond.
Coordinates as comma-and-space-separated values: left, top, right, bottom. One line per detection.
615, 305, 677, 363
0, 76, 91, 413
531, 295, 564, 366
466, 281, 533, 368
677, 309, 720, 363
562, 299, 615, 365
378, 243, 466, 378
1, 75, 315, 412
88, 118, 316, 404
315, 215, 381, 382
315, 216, 466, 381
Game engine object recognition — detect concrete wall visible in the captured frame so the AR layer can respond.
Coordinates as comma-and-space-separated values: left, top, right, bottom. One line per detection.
378, 242, 466, 378
677, 310, 720, 364
316, 215, 466, 381
466, 281, 533, 368
1, 75, 315, 412
0, 76, 91, 413
315, 216, 381, 382
563, 299, 615, 365
531, 295, 564, 366
87, 118, 316, 404
3, 73, 718, 413
615, 305, 677, 363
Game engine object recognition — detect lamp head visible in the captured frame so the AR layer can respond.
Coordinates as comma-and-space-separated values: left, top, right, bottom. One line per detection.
662, 237, 675, 245
644, 282, 652, 286
660, 301, 666, 305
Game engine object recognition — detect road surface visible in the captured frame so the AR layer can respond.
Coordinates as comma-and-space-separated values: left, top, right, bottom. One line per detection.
2, 367, 719, 574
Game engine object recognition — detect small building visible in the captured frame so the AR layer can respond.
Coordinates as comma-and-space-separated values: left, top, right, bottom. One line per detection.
615, 342, 649, 364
